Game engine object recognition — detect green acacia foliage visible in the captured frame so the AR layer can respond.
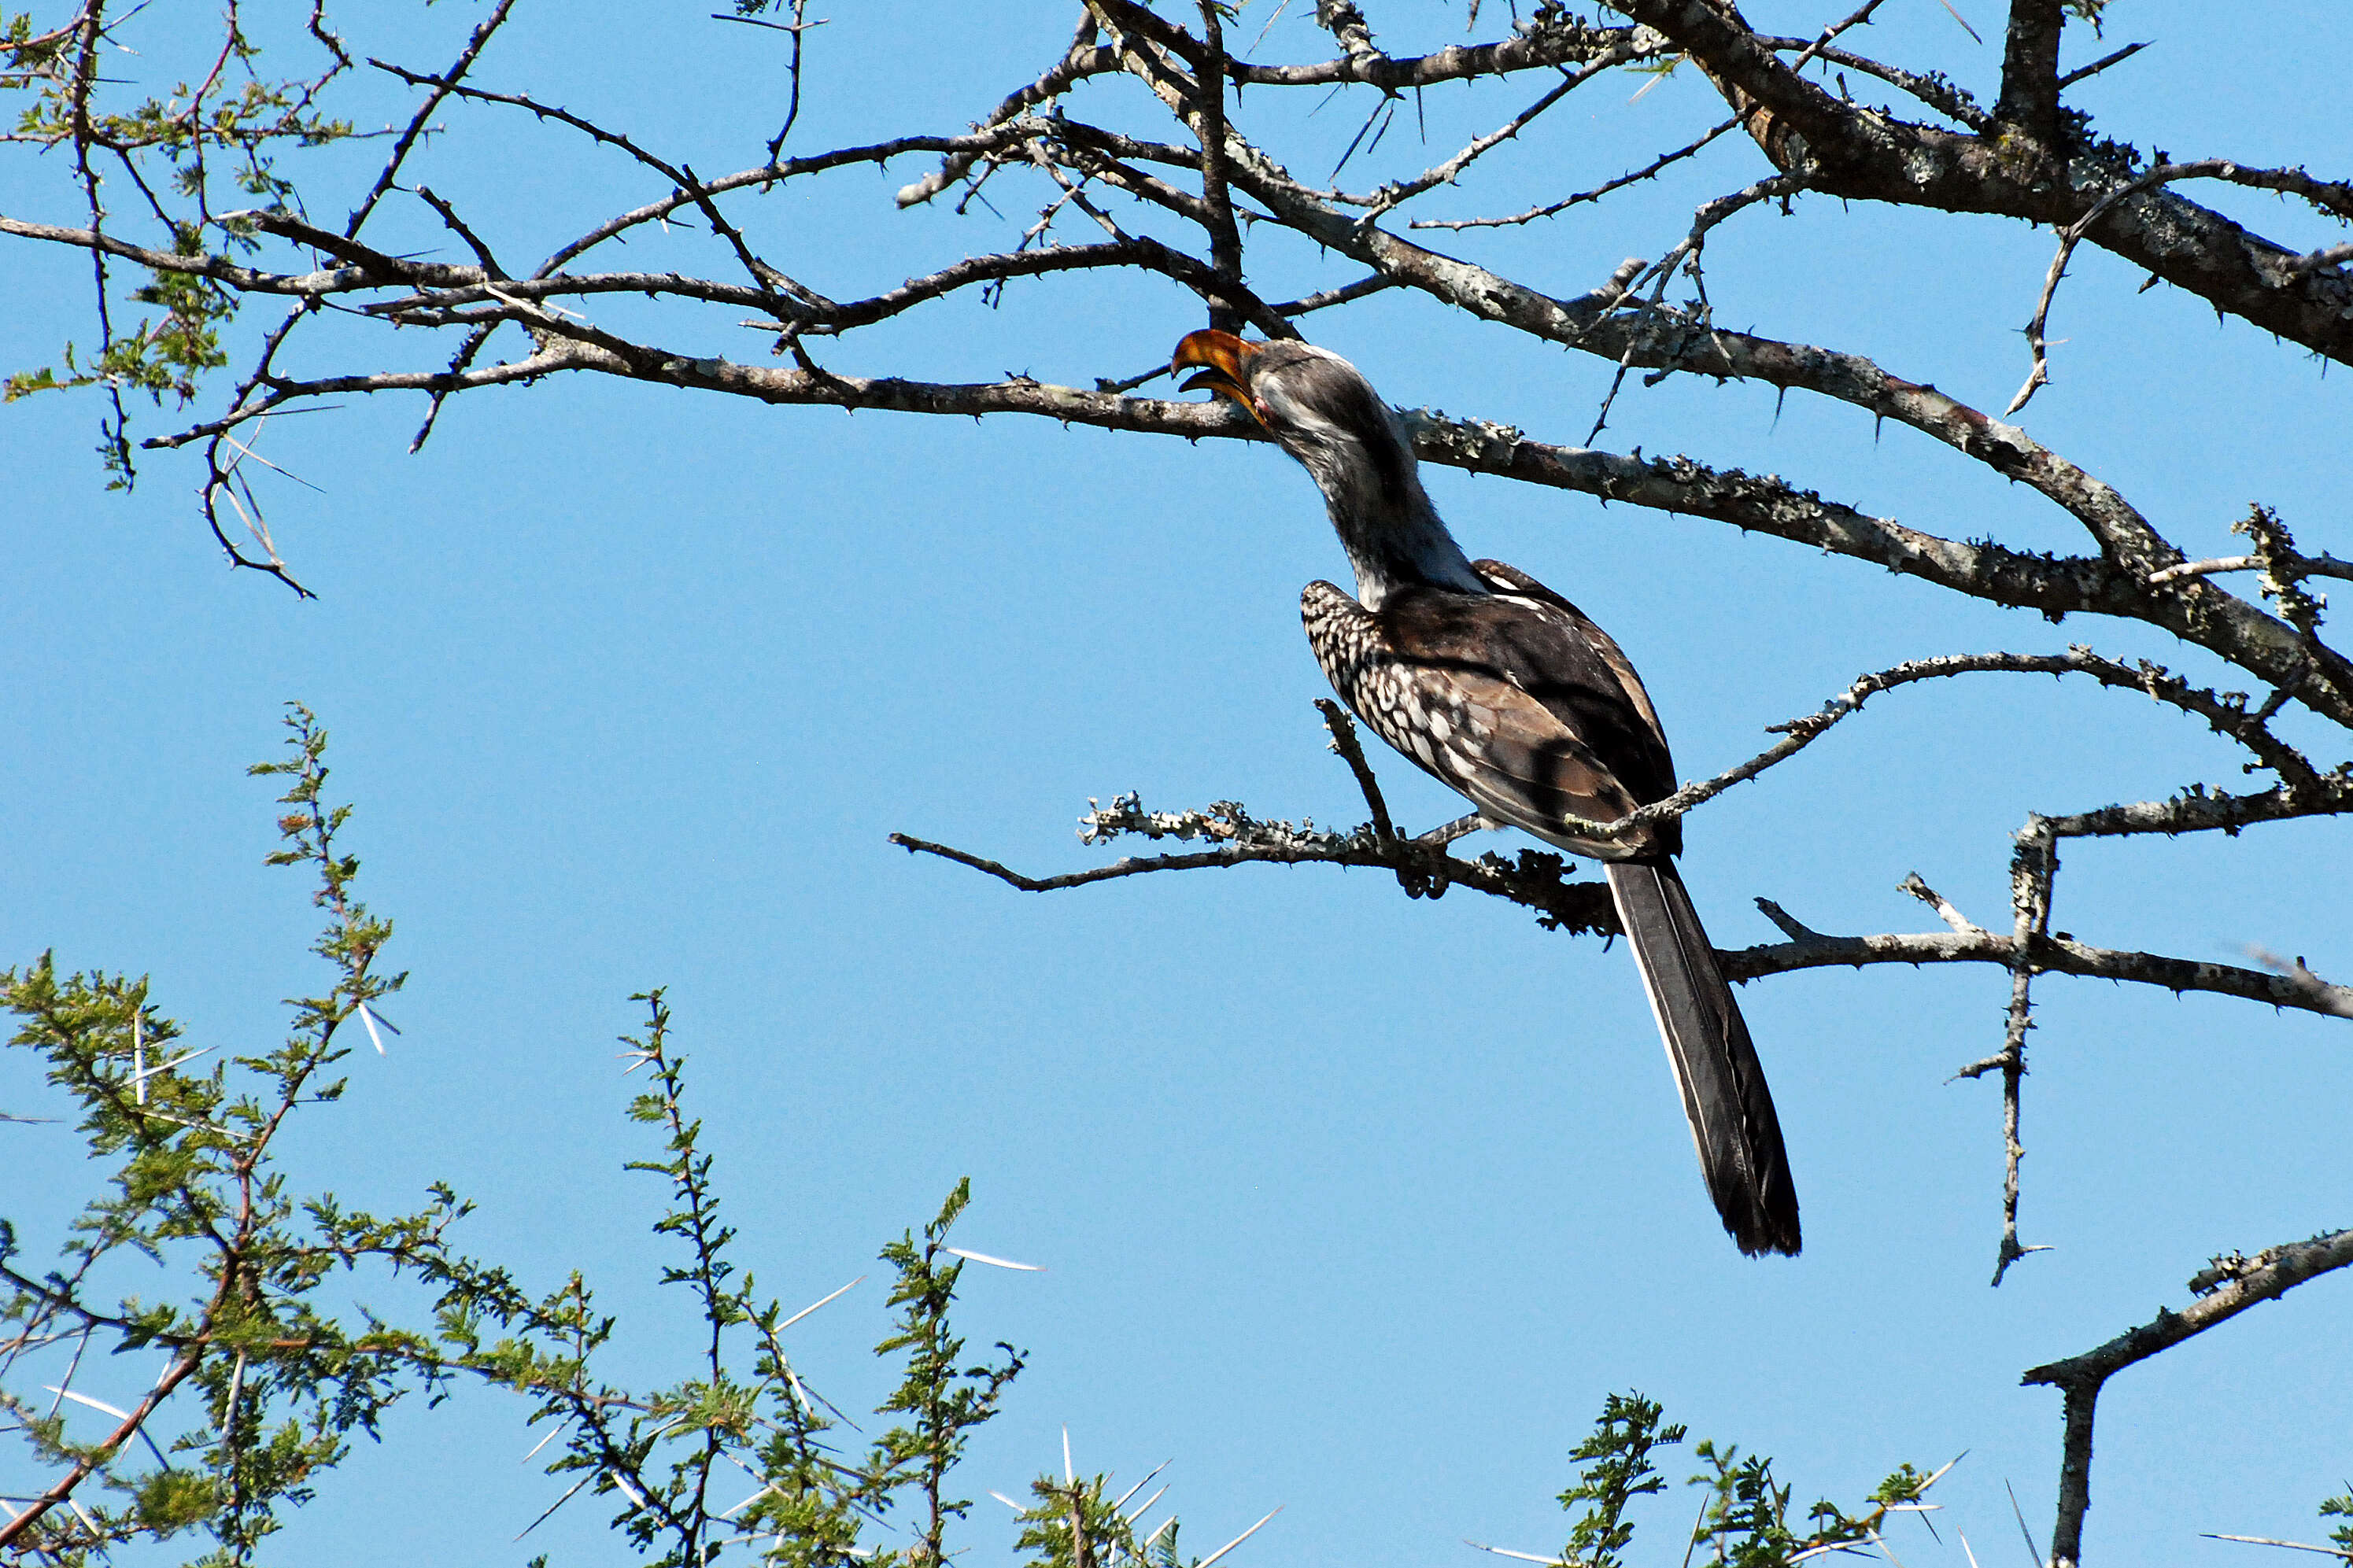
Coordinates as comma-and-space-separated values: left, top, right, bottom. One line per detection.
2, 8, 350, 483
2322, 1487, 2353, 1555
1552, 1392, 1933, 1568
0, 707, 1182, 1566
1558, 1392, 1688, 1568
2, 705, 426, 1558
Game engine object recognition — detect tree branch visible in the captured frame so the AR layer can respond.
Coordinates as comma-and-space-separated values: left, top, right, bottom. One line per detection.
2023, 1227, 2353, 1568
1724, 916, 2353, 1018
0, 1352, 202, 1547
888, 802, 1622, 939
1235, 15, 1653, 89
1987, 816, 2057, 1286
1993, 0, 2066, 144
1191, 0, 1243, 334
1609, 0, 2353, 368
894, 19, 1114, 208
95, 247, 2344, 725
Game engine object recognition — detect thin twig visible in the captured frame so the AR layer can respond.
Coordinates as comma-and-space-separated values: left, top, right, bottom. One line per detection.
1988, 817, 2056, 1288
1412, 116, 1738, 231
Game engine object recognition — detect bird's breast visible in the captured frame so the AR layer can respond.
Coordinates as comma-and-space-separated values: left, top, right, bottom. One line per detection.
1300, 581, 1482, 786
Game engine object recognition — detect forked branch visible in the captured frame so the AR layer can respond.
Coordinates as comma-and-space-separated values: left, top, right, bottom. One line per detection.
2024, 1228, 2353, 1568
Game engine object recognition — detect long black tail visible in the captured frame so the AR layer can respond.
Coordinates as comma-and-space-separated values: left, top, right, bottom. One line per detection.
1604, 860, 1801, 1256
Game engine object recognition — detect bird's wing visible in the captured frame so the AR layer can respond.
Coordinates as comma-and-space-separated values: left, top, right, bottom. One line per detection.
1468, 559, 1677, 807
1302, 579, 1663, 858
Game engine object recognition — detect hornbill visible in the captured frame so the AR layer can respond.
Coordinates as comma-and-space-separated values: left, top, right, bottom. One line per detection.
1171, 330, 1801, 1257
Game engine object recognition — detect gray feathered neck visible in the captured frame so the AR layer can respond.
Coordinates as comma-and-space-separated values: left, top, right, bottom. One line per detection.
1249, 343, 1486, 611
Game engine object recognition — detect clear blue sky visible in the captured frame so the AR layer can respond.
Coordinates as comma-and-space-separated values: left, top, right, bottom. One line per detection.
3, 3, 2347, 1563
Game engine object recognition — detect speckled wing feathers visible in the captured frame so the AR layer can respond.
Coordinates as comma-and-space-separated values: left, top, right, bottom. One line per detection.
1299, 575, 1677, 860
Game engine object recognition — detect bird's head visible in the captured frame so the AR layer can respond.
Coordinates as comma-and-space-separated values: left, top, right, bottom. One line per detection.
1171, 329, 1479, 603
1170, 330, 1419, 518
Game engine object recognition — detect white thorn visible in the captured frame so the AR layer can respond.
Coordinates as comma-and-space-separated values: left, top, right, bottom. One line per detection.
45, 1386, 131, 1421
776, 1275, 866, 1333
943, 1246, 1041, 1271
1197, 1506, 1282, 1568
